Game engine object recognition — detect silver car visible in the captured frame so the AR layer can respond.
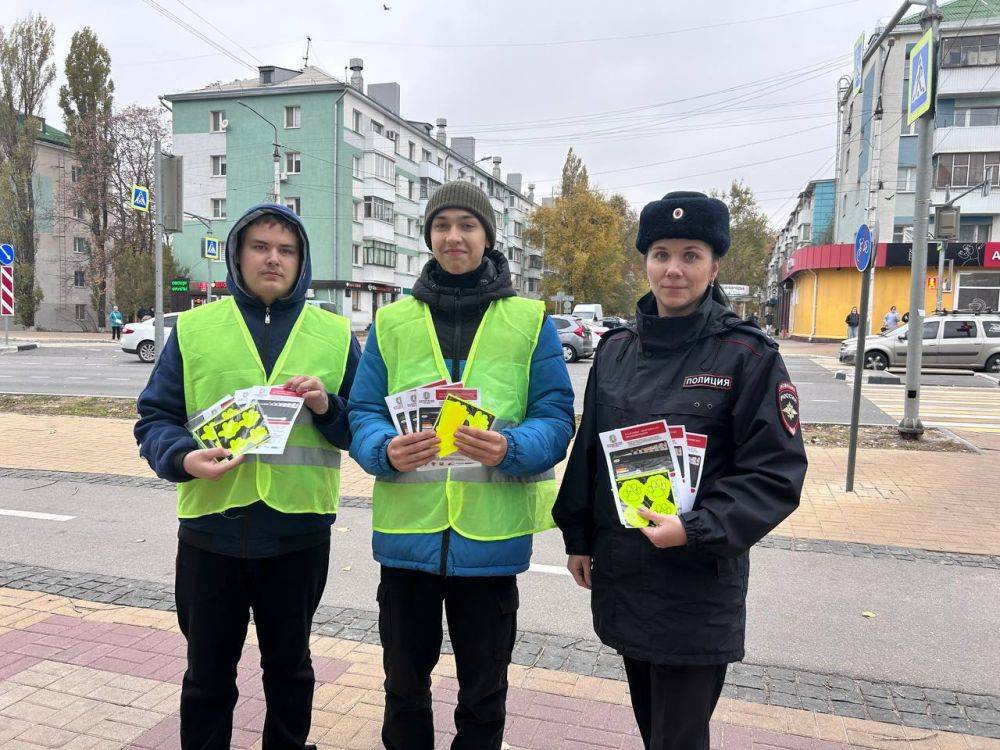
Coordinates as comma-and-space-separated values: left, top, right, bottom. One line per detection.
838, 313, 1000, 372
552, 314, 594, 363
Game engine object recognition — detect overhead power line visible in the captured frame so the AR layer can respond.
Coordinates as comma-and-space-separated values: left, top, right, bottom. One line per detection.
136, 0, 258, 73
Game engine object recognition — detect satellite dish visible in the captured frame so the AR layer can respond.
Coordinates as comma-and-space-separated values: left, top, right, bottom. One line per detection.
220, 119, 229, 131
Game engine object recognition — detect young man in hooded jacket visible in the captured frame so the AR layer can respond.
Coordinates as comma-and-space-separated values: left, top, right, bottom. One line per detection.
135, 203, 361, 749
349, 181, 575, 749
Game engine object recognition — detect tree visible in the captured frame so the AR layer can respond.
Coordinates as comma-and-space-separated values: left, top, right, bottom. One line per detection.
711, 181, 773, 295
560, 147, 589, 197
0, 14, 56, 326
59, 27, 114, 325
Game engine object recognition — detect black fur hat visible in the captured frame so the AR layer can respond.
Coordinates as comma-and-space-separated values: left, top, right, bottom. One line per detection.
635, 191, 730, 256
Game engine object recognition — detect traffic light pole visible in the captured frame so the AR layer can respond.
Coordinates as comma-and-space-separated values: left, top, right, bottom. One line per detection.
899, 0, 940, 438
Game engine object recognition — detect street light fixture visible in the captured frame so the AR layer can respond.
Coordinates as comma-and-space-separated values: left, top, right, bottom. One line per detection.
236, 100, 281, 202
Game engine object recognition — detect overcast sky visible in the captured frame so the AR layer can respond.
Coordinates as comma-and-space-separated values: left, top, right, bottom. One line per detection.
13, 0, 902, 226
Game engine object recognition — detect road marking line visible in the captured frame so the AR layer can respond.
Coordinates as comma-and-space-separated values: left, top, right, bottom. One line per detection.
812, 399, 839, 403
528, 563, 571, 576
0, 508, 75, 522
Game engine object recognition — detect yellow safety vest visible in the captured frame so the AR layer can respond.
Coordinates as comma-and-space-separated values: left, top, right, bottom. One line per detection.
373, 295, 557, 541
176, 296, 350, 519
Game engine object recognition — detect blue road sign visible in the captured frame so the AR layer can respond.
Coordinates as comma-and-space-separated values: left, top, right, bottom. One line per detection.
0, 244, 14, 266
907, 28, 934, 125
203, 236, 220, 260
130, 185, 150, 212
854, 224, 873, 272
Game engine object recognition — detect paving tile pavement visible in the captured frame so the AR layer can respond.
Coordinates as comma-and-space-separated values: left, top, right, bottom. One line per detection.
2, 413, 999, 556
0, 587, 996, 750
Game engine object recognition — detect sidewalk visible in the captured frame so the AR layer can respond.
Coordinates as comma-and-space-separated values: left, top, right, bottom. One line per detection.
1, 412, 998, 556
1, 587, 996, 750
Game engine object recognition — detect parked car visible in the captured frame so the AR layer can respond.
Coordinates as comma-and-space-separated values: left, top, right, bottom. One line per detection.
551, 314, 594, 363
838, 312, 1000, 372
602, 315, 629, 329
121, 313, 180, 362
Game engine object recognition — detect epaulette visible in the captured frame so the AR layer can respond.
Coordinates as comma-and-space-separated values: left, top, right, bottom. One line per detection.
730, 320, 779, 350
595, 324, 636, 355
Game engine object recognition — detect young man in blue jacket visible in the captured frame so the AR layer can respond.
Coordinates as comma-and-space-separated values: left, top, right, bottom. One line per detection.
349, 181, 575, 749
135, 203, 361, 749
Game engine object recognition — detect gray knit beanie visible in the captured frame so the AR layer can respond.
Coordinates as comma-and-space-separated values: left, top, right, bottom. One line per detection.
423, 181, 496, 250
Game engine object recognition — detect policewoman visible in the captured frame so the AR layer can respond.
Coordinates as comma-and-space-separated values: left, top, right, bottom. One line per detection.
553, 191, 807, 750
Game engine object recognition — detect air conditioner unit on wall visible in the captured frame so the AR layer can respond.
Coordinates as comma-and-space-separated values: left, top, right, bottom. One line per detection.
279, 171, 289, 182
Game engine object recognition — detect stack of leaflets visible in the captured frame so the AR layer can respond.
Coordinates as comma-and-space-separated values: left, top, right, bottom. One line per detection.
599, 420, 708, 529
186, 386, 305, 459
385, 381, 497, 471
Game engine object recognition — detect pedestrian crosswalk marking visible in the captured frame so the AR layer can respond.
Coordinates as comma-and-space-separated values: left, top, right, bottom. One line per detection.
863, 385, 1000, 433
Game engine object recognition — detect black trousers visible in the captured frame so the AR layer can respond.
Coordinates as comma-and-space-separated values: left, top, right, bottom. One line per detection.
111, 326, 122, 340
175, 539, 330, 750
378, 566, 519, 750
623, 657, 728, 750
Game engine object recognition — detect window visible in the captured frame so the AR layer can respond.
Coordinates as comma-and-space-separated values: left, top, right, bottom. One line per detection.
364, 196, 394, 223
893, 224, 912, 242
420, 177, 440, 199
407, 255, 416, 274
210, 110, 226, 132
73, 237, 88, 254
353, 155, 362, 179
353, 243, 363, 266
959, 222, 990, 242
212, 198, 227, 219
944, 320, 979, 338
285, 152, 301, 174
397, 175, 407, 195
284, 197, 300, 215
211, 155, 226, 177
71, 165, 82, 183
372, 153, 394, 182
407, 218, 416, 237
351, 290, 360, 311
957, 271, 1000, 311
370, 119, 384, 135
552, 317, 570, 330
513, 221, 523, 238
353, 201, 363, 221
936, 152, 1000, 188
942, 107, 1000, 127
352, 109, 363, 132
75, 304, 86, 321
408, 180, 416, 200
364, 239, 397, 267
73, 270, 85, 288
421, 148, 432, 163
922, 321, 940, 339
897, 166, 917, 192
284, 105, 301, 129
73, 203, 85, 220
941, 34, 1000, 68
985, 320, 1000, 338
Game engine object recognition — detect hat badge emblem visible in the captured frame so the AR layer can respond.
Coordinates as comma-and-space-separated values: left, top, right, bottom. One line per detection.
672, 208, 684, 219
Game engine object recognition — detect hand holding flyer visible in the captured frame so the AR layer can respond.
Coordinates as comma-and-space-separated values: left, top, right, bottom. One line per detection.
434, 394, 496, 457
185, 397, 272, 459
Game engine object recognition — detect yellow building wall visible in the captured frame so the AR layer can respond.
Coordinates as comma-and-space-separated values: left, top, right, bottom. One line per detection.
789, 267, 957, 340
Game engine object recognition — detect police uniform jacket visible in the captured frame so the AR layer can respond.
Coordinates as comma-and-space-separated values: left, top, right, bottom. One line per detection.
553, 290, 807, 666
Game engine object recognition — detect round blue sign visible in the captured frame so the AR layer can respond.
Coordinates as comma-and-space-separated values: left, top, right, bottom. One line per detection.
854, 224, 873, 272
0, 244, 14, 266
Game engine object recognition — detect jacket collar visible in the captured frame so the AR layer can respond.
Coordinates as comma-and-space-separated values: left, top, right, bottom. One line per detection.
412, 248, 516, 314
634, 288, 741, 354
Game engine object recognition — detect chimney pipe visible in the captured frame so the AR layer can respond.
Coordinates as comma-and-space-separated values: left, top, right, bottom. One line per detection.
492, 156, 502, 180
436, 117, 448, 145
349, 58, 364, 90
527, 183, 535, 202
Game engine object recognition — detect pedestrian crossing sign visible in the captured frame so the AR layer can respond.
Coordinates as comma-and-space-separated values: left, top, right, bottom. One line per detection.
907, 28, 934, 125
130, 185, 150, 212
203, 236, 221, 260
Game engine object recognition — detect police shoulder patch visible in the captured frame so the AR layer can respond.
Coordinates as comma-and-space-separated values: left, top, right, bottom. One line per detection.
776, 380, 800, 436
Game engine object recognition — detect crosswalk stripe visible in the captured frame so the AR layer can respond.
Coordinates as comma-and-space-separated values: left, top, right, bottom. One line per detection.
860, 385, 1000, 432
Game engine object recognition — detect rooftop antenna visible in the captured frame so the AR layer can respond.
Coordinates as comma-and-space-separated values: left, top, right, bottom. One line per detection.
303, 36, 312, 68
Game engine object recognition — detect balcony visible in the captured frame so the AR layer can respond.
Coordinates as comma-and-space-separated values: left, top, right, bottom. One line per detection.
930, 188, 1000, 215
365, 133, 395, 158
363, 179, 394, 202
419, 161, 444, 182
934, 125, 1000, 152
939, 67, 1000, 97
362, 264, 395, 286
363, 219, 395, 243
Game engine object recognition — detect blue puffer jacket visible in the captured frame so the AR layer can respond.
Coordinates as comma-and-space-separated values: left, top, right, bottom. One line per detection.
134, 203, 361, 558
348, 250, 575, 576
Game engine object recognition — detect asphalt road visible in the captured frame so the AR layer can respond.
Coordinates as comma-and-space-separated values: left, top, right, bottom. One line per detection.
0, 343, 152, 398
0, 473, 996, 695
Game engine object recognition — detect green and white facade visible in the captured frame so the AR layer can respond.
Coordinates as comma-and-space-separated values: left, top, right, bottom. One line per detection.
165, 63, 543, 329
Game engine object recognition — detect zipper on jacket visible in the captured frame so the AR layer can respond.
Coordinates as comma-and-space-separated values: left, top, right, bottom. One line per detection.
263, 306, 271, 376
440, 293, 461, 577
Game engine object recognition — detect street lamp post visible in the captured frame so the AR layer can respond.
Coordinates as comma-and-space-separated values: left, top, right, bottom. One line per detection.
237, 100, 281, 203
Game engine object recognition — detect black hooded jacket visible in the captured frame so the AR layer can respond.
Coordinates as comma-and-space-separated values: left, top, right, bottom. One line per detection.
552, 290, 807, 665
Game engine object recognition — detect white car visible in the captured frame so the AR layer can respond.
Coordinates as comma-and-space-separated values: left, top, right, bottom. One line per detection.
121, 313, 180, 362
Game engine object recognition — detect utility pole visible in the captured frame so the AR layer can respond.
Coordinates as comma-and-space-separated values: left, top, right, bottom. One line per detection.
237, 100, 281, 203
153, 139, 164, 362
899, 0, 941, 439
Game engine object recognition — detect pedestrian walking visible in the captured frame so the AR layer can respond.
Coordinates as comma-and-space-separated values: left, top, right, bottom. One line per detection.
108, 305, 124, 340
883, 305, 900, 331
348, 181, 575, 750
846, 306, 860, 338
553, 191, 807, 750
134, 203, 361, 749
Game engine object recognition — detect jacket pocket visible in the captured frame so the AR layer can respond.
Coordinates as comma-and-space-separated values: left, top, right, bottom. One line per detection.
493, 580, 519, 660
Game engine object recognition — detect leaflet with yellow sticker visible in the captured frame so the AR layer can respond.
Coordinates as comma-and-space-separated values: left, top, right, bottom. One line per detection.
599, 419, 693, 529
433, 394, 497, 457
185, 395, 271, 459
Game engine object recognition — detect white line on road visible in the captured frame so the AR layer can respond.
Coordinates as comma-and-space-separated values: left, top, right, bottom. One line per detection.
812, 399, 839, 403
529, 563, 571, 576
0, 508, 75, 522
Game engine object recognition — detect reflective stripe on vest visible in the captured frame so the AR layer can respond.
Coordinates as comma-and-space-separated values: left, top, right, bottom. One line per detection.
176, 297, 350, 519
373, 295, 557, 541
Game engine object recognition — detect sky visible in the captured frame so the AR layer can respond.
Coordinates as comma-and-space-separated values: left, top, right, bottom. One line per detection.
11, 0, 904, 228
